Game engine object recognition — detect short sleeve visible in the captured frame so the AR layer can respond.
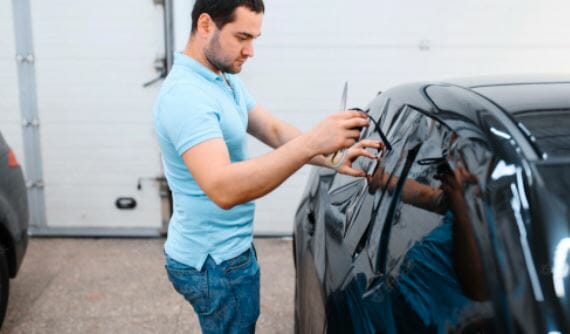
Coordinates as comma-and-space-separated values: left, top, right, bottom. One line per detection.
156, 85, 222, 156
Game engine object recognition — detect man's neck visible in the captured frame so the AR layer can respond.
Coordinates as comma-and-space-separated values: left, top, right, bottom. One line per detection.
183, 40, 221, 75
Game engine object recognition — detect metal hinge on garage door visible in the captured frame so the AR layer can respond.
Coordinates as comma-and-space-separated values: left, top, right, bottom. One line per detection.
12, 0, 48, 229
143, 0, 175, 88
143, 0, 176, 233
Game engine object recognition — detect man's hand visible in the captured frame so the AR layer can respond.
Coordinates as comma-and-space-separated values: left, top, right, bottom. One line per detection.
435, 163, 478, 214
437, 164, 478, 197
304, 110, 369, 156
335, 139, 383, 177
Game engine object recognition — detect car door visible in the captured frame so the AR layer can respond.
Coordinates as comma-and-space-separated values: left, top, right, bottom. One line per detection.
343, 104, 499, 333
374, 118, 502, 334
295, 94, 427, 333
322, 98, 443, 332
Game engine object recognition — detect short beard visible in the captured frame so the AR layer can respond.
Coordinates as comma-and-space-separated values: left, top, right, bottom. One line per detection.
204, 30, 239, 74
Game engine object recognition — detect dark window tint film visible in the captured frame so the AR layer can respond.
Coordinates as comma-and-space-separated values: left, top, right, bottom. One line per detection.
514, 110, 570, 159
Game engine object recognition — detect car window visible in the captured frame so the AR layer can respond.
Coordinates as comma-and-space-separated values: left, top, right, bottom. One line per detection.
341, 105, 397, 256
363, 105, 430, 272
382, 120, 449, 277
514, 109, 570, 159
377, 118, 498, 332
324, 95, 394, 241
333, 96, 406, 254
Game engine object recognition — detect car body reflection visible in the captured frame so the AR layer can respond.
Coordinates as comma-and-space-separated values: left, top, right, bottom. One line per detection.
294, 76, 570, 334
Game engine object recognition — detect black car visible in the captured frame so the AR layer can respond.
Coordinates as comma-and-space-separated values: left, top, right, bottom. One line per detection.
294, 76, 570, 333
0, 132, 29, 327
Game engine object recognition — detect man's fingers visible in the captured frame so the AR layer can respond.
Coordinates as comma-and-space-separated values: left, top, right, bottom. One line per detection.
352, 148, 377, 160
356, 139, 384, 149
339, 110, 368, 119
347, 129, 361, 139
343, 117, 370, 130
364, 149, 378, 159
339, 167, 366, 177
344, 138, 357, 148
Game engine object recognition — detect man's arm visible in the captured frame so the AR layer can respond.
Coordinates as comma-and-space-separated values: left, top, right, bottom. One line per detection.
246, 105, 295, 149
183, 110, 367, 210
246, 105, 375, 168
247, 105, 330, 165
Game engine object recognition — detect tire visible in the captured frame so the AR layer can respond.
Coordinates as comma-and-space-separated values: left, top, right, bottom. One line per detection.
0, 247, 9, 328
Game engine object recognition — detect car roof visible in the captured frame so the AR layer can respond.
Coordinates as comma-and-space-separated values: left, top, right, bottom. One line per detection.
381, 75, 570, 160
444, 74, 570, 89
383, 74, 570, 116
448, 75, 570, 115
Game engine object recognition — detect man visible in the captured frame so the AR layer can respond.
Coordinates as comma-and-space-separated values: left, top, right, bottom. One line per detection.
153, 0, 380, 332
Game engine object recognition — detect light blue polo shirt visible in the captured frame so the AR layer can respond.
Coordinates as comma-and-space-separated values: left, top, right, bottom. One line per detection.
153, 52, 256, 271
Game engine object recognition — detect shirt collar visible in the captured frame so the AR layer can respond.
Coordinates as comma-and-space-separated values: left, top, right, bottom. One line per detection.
174, 52, 225, 83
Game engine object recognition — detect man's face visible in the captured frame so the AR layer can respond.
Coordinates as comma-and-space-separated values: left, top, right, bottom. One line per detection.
204, 7, 263, 74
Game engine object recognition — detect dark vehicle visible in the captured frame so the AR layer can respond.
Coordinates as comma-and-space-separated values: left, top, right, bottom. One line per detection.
294, 76, 570, 333
0, 132, 28, 327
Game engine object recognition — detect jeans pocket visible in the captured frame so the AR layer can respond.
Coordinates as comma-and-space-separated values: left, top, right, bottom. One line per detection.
165, 264, 210, 314
223, 248, 252, 273
224, 251, 260, 328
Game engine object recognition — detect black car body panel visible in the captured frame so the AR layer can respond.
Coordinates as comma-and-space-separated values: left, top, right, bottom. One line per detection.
0, 132, 29, 277
294, 76, 570, 333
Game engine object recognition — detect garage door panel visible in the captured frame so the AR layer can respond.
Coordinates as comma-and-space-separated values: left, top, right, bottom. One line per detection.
34, 61, 158, 91
253, 166, 311, 234
29, 0, 164, 230
45, 185, 160, 229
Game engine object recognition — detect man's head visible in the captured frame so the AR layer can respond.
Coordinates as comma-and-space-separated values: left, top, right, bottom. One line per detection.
190, 0, 265, 74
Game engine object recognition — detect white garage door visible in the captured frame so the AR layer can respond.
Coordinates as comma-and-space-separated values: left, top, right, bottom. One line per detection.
2, 0, 168, 235
175, 0, 570, 235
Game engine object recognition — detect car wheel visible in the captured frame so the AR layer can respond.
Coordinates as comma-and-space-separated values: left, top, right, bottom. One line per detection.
0, 246, 9, 328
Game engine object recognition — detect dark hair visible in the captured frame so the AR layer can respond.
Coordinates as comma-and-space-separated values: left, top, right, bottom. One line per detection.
191, 0, 265, 34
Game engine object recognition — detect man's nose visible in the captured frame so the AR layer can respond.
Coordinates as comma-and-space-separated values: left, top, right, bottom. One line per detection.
242, 42, 255, 58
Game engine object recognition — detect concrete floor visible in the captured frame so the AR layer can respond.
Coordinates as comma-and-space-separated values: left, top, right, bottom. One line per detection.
1, 238, 295, 333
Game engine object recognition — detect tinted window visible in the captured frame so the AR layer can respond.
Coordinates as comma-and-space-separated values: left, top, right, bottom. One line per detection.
474, 83, 570, 115
379, 119, 497, 332
383, 120, 448, 277
514, 110, 570, 159
365, 106, 429, 272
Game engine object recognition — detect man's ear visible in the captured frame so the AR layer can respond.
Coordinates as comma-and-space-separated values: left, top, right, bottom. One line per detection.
196, 13, 214, 37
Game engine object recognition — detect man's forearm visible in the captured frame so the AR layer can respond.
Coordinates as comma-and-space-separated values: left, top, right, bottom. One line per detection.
268, 121, 335, 168
209, 134, 316, 209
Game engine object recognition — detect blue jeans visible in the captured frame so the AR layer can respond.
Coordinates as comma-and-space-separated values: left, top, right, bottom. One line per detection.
165, 247, 260, 333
